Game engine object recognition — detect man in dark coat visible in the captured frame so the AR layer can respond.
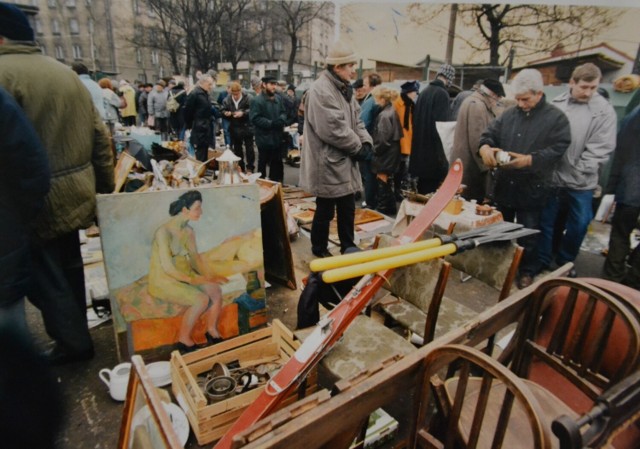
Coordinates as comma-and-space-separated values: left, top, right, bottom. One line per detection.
221, 81, 255, 172
168, 80, 187, 139
184, 75, 215, 162
479, 69, 571, 289
0, 87, 50, 333
409, 63, 455, 194
250, 76, 287, 183
603, 105, 640, 289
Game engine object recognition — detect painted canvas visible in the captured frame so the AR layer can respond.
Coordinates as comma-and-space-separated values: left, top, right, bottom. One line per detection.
97, 184, 267, 360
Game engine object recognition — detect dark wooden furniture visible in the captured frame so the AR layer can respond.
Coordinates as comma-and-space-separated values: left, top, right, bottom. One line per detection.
414, 344, 561, 449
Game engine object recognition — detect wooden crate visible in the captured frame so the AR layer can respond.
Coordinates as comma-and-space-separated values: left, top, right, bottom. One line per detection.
170, 320, 317, 445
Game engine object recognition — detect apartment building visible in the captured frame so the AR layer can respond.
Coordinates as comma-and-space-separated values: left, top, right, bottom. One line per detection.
10, 0, 334, 85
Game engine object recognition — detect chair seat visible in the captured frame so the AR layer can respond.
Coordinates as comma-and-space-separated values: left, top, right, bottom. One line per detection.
379, 295, 477, 339
321, 315, 415, 382
445, 377, 579, 449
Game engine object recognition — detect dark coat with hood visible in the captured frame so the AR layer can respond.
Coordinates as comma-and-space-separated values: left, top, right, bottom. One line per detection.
372, 103, 403, 175
0, 87, 50, 306
184, 85, 213, 146
409, 78, 452, 188
478, 95, 571, 210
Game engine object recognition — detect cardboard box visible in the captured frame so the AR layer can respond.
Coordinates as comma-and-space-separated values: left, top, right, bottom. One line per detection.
170, 320, 317, 445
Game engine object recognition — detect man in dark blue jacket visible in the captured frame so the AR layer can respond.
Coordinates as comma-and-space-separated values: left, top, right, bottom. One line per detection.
603, 106, 640, 289
0, 86, 50, 333
479, 69, 571, 289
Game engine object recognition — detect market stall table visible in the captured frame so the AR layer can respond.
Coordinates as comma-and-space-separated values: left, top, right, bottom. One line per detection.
392, 198, 503, 236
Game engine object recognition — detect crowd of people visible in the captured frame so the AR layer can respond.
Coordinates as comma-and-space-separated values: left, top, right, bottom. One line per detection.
2, 0, 640, 374
299, 39, 639, 293
1, 1, 640, 444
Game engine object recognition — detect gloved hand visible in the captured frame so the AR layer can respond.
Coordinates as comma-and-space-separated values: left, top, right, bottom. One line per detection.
353, 142, 373, 162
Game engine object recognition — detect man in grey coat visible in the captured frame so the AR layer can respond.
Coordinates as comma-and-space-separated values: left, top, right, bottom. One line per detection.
299, 40, 373, 257
537, 63, 617, 277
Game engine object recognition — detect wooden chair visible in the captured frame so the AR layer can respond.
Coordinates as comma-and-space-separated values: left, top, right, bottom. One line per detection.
414, 278, 640, 449
379, 234, 522, 345
444, 240, 523, 304
510, 278, 640, 414
414, 344, 560, 449
319, 255, 451, 383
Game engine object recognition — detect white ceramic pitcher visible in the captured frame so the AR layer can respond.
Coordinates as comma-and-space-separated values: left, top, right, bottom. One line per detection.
99, 362, 131, 401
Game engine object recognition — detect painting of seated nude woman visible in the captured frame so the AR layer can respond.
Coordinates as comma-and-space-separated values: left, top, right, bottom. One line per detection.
97, 185, 265, 359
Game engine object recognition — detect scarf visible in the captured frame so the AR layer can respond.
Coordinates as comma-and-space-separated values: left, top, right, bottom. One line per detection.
400, 92, 414, 131
328, 69, 353, 103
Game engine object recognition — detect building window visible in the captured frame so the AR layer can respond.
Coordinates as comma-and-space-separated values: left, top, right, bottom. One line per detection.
151, 50, 159, 65
136, 48, 142, 63
48, 0, 57, 8
52, 19, 60, 35
73, 44, 83, 59
133, 0, 139, 14
55, 45, 65, 60
66, 0, 76, 8
88, 18, 94, 33
274, 40, 283, 52
69, 18, 79, 34
296, 40, 303, 51
36, 19, 43, 35
40, 45, 47, 55
138, 73, 147, 83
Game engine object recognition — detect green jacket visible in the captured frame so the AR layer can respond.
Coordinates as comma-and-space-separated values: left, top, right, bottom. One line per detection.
250, 92, 287, 150
0, 43, 114, 240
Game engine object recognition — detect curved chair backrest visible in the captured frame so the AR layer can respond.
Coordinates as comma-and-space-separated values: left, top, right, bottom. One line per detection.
414, 344, 553, 449
512, 278, 640, 412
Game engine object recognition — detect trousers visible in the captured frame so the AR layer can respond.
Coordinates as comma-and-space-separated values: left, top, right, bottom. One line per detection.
603, 203, 640, 289
257, 145, 283, 183
499, 206, 543, 277
27, 231, 93, 354
538, 188, 594, 269
311, 194, 356, 255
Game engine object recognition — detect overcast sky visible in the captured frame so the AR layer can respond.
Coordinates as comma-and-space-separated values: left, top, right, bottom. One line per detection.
337, 2, 640, 67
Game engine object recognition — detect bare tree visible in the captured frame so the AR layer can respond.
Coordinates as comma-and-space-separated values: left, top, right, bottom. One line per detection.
409, 3, 621, 66
218, 0, 260, 79
277, 1, 331, 83
138, 0, 223, 75
130, 0, 186, 75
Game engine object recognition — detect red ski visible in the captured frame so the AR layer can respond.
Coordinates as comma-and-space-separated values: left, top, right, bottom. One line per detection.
213, 160, 463, 449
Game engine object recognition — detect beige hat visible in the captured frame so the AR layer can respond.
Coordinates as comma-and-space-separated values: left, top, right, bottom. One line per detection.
326, 40, 357, 66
